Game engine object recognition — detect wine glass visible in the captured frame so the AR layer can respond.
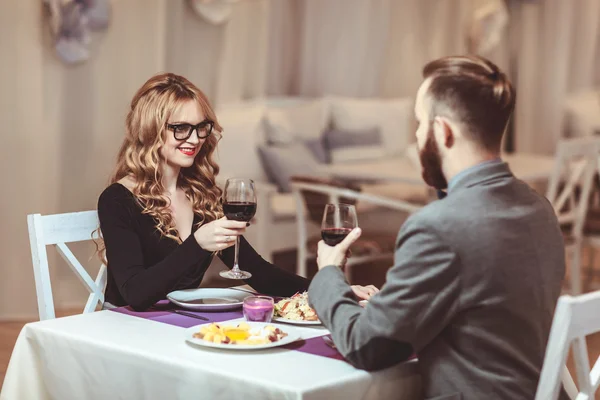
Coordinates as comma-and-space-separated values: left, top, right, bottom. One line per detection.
220, 178, 257, 280
321, 203, 358, 246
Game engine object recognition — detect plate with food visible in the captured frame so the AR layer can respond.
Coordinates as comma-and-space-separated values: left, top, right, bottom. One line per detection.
272, 292, 321, 325
185, 321, 300, 350
167, 288, 250, 311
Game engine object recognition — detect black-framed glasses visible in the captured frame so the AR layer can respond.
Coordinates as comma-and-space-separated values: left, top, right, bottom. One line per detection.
166, 120, 214, 140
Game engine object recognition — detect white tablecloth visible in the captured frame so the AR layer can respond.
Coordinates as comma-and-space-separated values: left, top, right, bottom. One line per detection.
0, 311, 421, 400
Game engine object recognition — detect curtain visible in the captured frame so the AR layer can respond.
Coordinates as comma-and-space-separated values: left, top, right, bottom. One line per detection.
266, 0, 600, 154
513, 0, 600, 153
267, 0, 493, 98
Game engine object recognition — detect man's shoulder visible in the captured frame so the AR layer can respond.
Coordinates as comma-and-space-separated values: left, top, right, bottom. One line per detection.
400, 179, 555, 237
397, 201, 448, 240
403, 196, 456, 227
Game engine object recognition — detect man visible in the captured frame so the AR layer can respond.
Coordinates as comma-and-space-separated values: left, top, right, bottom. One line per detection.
308, 55, 567, 399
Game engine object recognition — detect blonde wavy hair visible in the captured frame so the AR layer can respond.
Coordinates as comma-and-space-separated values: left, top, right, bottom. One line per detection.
96, 73, 224, 259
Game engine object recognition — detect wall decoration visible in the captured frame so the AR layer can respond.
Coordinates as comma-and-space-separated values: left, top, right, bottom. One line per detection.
187, 0, 240, 25
467, 0, 509, 55
44, 0, 111, 65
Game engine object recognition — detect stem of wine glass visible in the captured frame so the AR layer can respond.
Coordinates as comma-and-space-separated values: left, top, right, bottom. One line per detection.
232, 235, 241, 275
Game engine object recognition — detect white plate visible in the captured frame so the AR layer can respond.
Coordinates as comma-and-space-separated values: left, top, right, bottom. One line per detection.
167, 288, 251, 311
272, 316, 322, 325
185, 322, 301, 350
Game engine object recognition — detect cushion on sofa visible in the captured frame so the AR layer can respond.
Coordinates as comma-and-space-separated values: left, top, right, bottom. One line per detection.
263, 99, 330, 144
257, 141, 322, 192
324, 127, 384, 163
303, 137, 330, 163
329, 96, 413, 157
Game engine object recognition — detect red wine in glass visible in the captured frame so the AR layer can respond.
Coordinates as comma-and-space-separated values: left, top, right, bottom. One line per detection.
321, 204, 358, 246
321, 227, 353, 246
223, 202, 257, 222
220, 178, 257, 280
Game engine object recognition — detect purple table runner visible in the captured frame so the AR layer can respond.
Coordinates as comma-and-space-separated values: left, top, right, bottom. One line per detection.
110, 301, 346, 361
112, 301, 244, 327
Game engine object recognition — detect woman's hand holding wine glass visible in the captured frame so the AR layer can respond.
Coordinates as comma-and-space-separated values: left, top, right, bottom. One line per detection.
220, 178, 257, 279
194, 217, 247, 252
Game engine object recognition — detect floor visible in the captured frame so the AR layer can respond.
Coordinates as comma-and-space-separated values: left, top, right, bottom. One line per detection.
0, 308, 77, 389
1, 250, 600, 396
0, 322, 21, 388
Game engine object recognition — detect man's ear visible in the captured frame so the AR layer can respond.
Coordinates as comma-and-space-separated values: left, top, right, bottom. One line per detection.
434, 116, 454, 149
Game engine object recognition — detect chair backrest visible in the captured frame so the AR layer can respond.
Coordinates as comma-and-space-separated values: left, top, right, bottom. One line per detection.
536, 291, 600, 400
564, 89, 600, 137
27, 210, 107, 320
546, 137, 600, 240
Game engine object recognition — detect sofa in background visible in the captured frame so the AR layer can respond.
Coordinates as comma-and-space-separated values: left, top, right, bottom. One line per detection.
213, 96, 426, 262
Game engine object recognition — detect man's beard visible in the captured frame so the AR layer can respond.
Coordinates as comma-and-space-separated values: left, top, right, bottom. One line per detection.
419, 128, 448, 190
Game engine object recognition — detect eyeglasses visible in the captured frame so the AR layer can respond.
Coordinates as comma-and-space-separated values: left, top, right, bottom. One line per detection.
166, 120, 214, 140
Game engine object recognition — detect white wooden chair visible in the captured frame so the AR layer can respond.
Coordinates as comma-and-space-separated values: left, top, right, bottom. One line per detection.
563, 90, 600, 288
290, 179, 422, 278
582, 189, 600, 290
546, 137, 600, 294
27, 210, 107, 320
564, 88, 600, 138
536, 291, 600, 400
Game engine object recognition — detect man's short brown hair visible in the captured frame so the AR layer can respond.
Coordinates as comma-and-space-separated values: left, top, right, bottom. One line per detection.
422, 55, 515, 152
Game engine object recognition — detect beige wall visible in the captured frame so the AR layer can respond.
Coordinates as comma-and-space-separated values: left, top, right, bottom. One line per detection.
1, 0, 50, 319
0, 0, 270, 319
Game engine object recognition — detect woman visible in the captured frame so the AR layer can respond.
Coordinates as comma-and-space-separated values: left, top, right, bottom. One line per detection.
98, 73, 376, 311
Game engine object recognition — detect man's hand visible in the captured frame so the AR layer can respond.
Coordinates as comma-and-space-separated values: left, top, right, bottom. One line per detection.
316, 227, 362, 270
351, 284, 380, 301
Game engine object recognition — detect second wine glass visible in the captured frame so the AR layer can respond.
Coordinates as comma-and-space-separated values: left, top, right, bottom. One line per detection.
220, 178, 257, 280
321, 203, 358, 246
